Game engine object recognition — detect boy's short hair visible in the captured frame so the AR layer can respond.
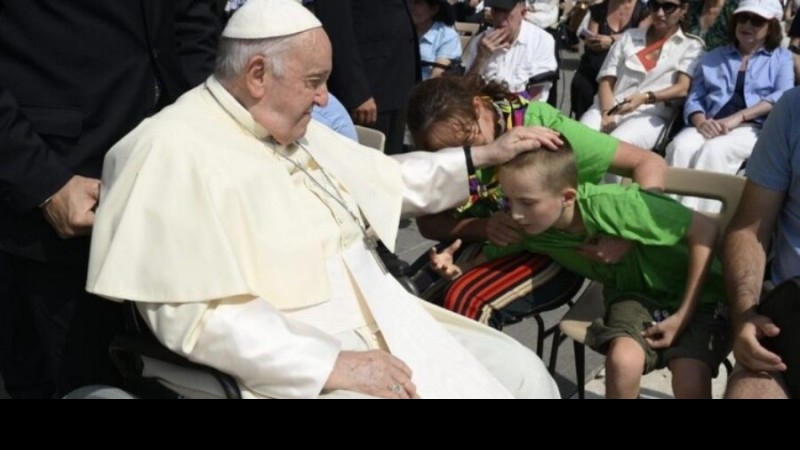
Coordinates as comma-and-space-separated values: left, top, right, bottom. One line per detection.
499, 145, 578, 193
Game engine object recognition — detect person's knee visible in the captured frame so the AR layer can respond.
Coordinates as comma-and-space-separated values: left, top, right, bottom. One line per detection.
669, 358, 712, 399
606, 337, 646, 375
665, 133, 700, 166
724, 367, 790, 399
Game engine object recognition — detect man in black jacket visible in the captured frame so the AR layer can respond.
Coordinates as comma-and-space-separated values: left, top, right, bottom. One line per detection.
0, 0, 220, 398
314, 0, 420, 155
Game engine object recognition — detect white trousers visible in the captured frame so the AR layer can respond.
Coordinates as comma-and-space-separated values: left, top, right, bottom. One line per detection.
580, 106, 667, 151
665, 125, 759, 213
322, 303, 561, 399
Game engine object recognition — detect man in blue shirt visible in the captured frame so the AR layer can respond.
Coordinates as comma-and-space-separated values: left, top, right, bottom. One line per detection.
723, 87, 800, 399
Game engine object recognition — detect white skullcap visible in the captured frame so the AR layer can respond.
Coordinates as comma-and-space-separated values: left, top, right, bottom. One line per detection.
222, 0, 322, 39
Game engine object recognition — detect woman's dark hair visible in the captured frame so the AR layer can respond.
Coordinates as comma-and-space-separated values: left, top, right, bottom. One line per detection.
407, 74, 511, 150
728, 17, 783, 51
425, 0, 457, 26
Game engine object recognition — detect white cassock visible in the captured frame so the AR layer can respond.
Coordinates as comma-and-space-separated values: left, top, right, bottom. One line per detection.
87, 76, 559, 399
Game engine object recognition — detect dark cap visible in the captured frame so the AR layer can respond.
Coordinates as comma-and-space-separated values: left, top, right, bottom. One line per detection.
485, 0, 524, 10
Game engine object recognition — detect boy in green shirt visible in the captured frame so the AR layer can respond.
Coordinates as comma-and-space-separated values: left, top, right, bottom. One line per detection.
431, 147, 731, 399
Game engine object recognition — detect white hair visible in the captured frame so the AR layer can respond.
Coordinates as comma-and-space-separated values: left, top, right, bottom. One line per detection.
214, 34, 298, 82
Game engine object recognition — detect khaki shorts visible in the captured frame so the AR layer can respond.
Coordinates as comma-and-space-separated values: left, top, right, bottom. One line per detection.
585, 298, 732, 376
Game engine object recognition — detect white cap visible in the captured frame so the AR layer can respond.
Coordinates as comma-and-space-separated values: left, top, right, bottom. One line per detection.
734, 0, 784, 20
222, 0, 322, 39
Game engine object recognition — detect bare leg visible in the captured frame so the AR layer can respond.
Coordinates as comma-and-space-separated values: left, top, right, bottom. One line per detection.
605, 337, 646, 399
724, 367, 790, 399
668, 358, 712, 399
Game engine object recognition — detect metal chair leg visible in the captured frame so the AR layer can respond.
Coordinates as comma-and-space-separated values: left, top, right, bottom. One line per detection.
534, 314, 546, 357
574, 340, 586, 399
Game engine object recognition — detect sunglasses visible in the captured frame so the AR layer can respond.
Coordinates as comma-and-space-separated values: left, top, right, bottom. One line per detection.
735, 13, 768, 27
647, 1, 681, 14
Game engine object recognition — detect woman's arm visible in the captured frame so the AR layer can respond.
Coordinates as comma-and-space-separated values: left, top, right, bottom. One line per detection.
430, 58, 455, 78
417, 212, 490, 242
597, 76, 617, 110
617, 72, 693, 115
718, 101, 774, 131
684, 59, 710, 124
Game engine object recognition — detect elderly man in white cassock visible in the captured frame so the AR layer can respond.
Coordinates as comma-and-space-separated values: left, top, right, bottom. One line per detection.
86, 0, 562, 399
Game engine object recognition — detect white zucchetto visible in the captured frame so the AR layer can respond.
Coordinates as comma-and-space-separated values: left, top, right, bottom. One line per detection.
222, 0, 322, 39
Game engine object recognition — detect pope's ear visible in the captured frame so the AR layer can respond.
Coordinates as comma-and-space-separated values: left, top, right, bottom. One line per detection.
244, 55, 268, 98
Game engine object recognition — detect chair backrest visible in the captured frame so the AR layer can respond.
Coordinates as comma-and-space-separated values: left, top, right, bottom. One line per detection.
455, 21, 480, 36
355, 125, 386, 152
461, 34, 476, 58
663, 167, 746, 243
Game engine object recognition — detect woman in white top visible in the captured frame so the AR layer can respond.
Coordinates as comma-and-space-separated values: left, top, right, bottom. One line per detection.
580, 0, 705, 151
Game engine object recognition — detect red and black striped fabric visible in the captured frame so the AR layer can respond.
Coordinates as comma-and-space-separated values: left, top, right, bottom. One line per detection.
444, 252, 584, 329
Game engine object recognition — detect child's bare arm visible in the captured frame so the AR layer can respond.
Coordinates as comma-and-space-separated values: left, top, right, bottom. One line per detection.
644, 211, 719, 349
428, 240, 488, 280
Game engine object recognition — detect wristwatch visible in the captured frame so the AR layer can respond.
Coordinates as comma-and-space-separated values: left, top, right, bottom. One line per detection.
790, 44, 800, 55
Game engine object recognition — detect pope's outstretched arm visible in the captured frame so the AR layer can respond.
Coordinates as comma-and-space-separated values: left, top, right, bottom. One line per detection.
396, 126, 563, 217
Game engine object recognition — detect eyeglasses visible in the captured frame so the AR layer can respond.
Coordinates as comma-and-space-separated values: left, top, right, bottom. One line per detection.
647, 1, 681, 14
735, 13, 768, 27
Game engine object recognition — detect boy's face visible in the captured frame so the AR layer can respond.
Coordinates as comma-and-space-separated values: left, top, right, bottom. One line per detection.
499, 167, 570, 235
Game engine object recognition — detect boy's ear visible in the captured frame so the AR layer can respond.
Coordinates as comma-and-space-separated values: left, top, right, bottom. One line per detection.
562, 188, 578, 206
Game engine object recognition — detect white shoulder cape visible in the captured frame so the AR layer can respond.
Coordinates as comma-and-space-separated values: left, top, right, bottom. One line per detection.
87, 78, 404, 309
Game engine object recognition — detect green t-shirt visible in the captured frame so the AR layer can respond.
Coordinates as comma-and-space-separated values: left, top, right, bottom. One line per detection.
484, 183, 726, 311
454, 101, 621, 219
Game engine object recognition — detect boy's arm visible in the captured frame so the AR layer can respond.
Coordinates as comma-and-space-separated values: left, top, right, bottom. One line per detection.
643, 211, 719, 349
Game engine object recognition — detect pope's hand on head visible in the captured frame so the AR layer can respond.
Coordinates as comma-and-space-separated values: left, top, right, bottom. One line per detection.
477, 126, 563, 167
352, 97, 378, 126
42, 175, 101, 239
324, 350, 419, 399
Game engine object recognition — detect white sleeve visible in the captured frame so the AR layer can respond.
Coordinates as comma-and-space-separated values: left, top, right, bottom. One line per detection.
137, 296, 341, 399
535, 31, 558, 73
597, 31, 625, 80
392, 147, 470, 218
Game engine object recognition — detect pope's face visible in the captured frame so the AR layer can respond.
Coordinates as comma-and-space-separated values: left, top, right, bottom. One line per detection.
254, 28, 332, 144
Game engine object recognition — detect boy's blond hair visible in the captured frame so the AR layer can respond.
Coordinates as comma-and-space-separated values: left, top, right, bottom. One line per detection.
498, 145, 578, 194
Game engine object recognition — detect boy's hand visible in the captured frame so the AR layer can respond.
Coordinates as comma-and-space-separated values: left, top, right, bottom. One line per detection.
577, 235, 633, 264
429, 239, 464, 280
487, 211, 523, 246
642, 314, 686, 349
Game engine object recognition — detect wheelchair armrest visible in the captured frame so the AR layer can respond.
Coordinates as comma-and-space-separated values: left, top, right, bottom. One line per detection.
111, 303, 242, 399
